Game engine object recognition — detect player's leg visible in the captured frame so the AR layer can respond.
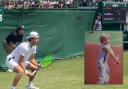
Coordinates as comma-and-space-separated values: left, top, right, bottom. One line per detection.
6, 58, 24, 89
25, 61, 39, 89
97, 62, 106, 84
104, 63, 110, 84
11, 66, 24, 89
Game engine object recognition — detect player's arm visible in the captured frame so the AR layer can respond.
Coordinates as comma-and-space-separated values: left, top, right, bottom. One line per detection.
9, 41, 16, 49
29, 53, 40, 67
18, 55, 33, 76
89, 22, 96, 34
8, 33, 16, 49
93, 20, 97, 32
18, 55, 27, 73
93, 24, 96, 31
103, 46, 119, 64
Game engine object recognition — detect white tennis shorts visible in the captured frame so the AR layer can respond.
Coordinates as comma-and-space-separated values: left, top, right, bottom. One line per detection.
6, 56, 17, 71
6, 55, 29, 71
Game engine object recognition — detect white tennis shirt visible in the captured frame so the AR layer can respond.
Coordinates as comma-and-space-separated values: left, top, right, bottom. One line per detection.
9, 42, 36, 63
98, 44, 109, 63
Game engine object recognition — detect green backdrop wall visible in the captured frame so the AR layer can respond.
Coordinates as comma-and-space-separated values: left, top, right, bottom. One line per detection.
0, 8, 95, 66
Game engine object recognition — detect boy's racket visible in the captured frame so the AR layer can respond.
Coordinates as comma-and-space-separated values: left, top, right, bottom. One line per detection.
115, 53, 120, 64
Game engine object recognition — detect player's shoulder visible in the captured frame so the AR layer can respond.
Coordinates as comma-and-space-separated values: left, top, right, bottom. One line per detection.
95, 19, 99, 23
10, 30, 17, 36
32, 45, 37, 49
101, 44, 110, 49
19, 42, 29, 49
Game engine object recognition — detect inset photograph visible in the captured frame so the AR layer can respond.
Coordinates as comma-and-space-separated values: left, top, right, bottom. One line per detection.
84, 31, 123, 84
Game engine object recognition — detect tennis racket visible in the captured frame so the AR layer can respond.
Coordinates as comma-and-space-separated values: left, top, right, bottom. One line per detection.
32, 54, 54, 75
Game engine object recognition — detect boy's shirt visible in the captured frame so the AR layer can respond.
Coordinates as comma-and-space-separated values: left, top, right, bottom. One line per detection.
98, 43, 109, 63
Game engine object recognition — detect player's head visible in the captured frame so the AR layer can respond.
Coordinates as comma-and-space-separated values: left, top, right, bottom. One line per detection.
17, 25, 24, 34
27, 31, 39, 46
100, 33, 109, 44
96, 13, 101, 20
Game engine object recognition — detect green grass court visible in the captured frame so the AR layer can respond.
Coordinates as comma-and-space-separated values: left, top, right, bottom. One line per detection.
0, 31, 127, 89
0, 51, 128, 89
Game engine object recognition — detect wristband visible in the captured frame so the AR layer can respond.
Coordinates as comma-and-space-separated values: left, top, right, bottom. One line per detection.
25, 70, 29, 74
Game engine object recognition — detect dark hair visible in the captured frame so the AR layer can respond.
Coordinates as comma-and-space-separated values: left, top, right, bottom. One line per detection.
27, 37, 34, 42
97, 13, 102, 16
17, 25, 24, 30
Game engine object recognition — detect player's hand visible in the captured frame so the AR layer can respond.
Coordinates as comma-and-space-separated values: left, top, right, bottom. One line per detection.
116, 60, 120, 64
37, 64, 41, 68
27, 72, 34, 77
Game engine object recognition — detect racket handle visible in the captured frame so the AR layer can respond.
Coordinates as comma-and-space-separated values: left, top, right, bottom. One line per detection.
32, 69, 37, 75
32, 63, 42, 75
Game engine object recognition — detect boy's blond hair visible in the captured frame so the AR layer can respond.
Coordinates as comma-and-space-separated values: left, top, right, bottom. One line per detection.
100, 33, 110, 44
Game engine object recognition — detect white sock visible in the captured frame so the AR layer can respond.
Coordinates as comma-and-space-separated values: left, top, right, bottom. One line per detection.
28, 81, 32, 85
11, 85, 16, 89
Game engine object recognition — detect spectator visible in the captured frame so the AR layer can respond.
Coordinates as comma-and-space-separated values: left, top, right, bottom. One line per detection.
124, 23, 128, 31
58, 0, 65, 8
93, 13, 102, 31
3, 25, 24, 54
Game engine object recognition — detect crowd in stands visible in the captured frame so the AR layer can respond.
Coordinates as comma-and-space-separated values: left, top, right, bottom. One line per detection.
0, 0, 126, 9
79, 0, 124, 7
0, 0, 76, 9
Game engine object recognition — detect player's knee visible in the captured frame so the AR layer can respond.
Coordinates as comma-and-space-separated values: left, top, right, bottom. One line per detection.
19, 69, 24, 74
